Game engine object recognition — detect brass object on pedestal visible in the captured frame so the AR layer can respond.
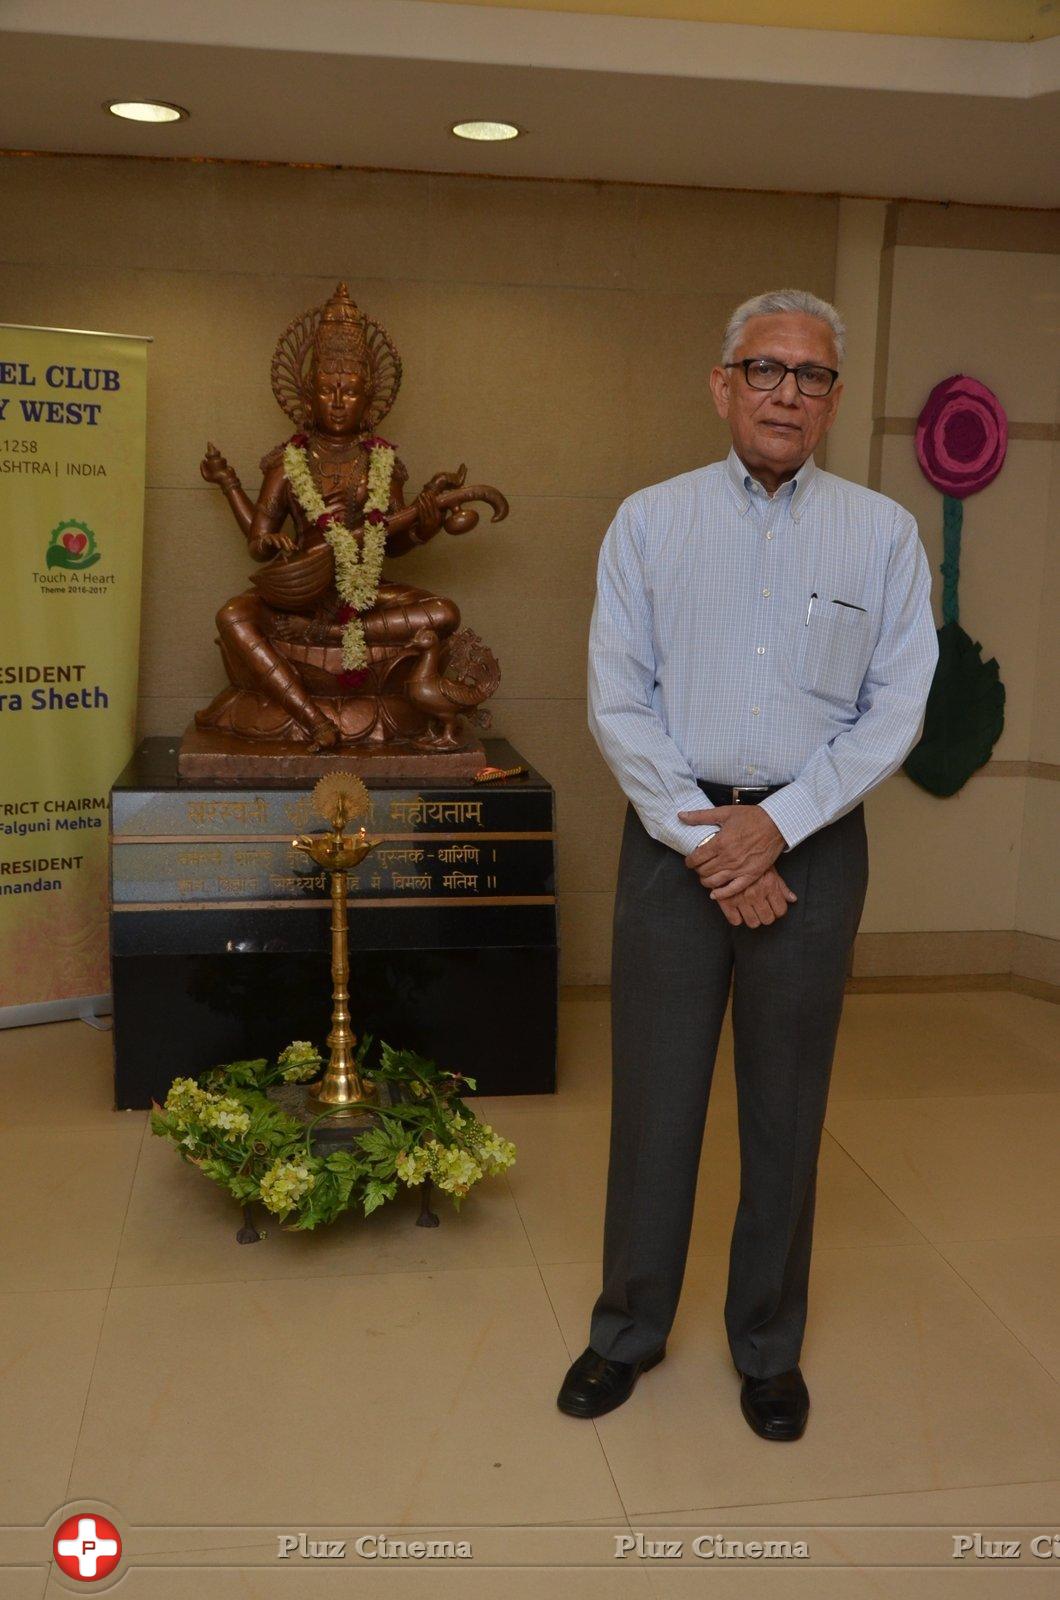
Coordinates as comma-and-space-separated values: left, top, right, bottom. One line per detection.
291, 772, 377, 1117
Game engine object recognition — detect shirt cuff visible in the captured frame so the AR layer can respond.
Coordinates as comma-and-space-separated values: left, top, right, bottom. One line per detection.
665, 818, 721, 855
758, 784, 822, 851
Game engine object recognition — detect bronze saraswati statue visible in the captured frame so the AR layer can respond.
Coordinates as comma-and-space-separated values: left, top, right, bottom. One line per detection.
178, 282, 508, 781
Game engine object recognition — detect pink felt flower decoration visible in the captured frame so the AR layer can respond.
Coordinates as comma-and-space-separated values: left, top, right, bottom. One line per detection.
915, 375, 1007, 498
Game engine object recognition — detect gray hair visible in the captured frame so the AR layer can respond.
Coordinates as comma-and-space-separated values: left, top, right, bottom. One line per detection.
721, 289, 845, 366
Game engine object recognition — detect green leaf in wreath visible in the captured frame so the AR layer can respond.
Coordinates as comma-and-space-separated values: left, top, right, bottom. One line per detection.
356, 1124, 407, 1163
362, 1177, 397, 1216
202, 1059, 269, 1089
903, 620, 1005, 798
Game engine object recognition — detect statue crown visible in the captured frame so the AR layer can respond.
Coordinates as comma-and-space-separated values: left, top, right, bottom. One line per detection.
312, 282, 369, 373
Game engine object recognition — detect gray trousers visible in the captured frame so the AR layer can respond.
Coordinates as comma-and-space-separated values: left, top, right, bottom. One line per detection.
588, 796, 869, 1379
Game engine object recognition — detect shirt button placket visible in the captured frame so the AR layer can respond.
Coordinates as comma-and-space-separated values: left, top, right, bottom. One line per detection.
749, 522, 776, 776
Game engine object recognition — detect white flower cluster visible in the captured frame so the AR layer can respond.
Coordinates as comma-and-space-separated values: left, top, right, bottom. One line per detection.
394, 1115, 516, 1198
277, 1040, 324, 1083
259, 1158, 317, 1216
164, 1077, 249, 1137
456, 1115, 517, 1177
282, 439, 394, 670
164, 1077, 209, 1121
199, 1096, 251, 1136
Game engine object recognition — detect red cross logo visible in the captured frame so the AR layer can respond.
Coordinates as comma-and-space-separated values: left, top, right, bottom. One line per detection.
53, 1514, 122, 1581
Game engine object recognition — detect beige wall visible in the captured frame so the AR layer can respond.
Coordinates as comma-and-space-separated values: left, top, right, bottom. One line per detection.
1016, 429, 1060, 964
1, 155, 1055, 986
862, 201, 1060, 985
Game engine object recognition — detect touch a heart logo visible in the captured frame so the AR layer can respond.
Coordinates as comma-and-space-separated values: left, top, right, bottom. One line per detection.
46, 519, 100, 571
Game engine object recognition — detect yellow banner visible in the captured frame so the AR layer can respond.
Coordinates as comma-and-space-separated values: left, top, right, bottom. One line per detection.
0, 325, 147, 1015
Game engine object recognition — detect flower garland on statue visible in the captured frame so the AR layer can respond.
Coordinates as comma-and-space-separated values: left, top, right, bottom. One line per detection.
282, 432, 397, 674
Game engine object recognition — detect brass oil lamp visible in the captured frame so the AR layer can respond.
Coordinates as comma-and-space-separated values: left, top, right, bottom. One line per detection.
292, 771, 377, 1116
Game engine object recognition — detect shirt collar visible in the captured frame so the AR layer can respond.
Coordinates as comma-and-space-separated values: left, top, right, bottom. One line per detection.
724, 445, 818, 523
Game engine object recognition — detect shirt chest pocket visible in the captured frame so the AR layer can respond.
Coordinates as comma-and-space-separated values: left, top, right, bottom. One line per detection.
795, 599, 873, 705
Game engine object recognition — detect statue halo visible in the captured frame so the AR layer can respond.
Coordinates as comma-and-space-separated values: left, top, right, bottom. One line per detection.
270, 292, 403, 433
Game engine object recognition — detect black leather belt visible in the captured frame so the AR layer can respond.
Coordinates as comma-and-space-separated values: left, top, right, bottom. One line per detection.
697, 780, 785, 806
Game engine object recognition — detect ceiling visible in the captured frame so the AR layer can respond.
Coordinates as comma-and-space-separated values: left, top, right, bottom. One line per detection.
405, 0, 1060, 45
2, 0, 1057, 207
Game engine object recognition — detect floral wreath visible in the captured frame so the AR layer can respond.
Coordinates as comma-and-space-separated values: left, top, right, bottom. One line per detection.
151, 1038, 516, 1232
283, 432, 396, 673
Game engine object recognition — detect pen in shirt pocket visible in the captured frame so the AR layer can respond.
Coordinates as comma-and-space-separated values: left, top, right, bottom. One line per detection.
805, 591, 818, 625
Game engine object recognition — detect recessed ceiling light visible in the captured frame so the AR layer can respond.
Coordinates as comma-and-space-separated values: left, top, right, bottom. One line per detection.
105, 100, 189, 124
451, 120, 521, 142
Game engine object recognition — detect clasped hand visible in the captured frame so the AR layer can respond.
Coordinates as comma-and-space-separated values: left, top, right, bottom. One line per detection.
678, 804, 795, 927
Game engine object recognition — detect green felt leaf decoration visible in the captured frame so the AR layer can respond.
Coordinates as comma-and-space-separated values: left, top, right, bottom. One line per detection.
903, 619, 1005, 797
904, 484, 1006, 797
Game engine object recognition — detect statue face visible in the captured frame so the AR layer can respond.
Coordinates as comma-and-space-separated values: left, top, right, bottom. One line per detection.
309, 364, 370, 436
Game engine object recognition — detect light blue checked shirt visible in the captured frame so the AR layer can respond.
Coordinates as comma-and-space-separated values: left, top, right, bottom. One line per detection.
588, 446, 939, 856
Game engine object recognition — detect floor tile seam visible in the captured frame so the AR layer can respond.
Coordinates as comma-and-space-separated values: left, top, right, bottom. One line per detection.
707, 1232, 930, 1261
5, 1120, 148, 1132
501, 1171, 635, 1525
526, 1235, 930, 1270
0, 1279, 124, 1301
813, 1127, 977, 1250
59, 1118, 148, 1508
825, 1089, 1060, 1111
825, 1085, 1060, 1103
90, 1523, 635, 1556
626, 1473, 1060, 1521
7, 1120, 147, 1138
815, 1124, 942, 1243
502, 1169, 584, 1360
107, 1249, 553, 1294
932, 1233, 1060, 1246
39, 1518, 643, 1535
803, 1227, 1060, 1252
920, 1248, 1060, 1391
50, 1559, 652, 1576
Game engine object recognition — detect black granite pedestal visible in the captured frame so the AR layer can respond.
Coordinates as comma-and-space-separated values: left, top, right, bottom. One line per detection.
110, 738, 557, 1110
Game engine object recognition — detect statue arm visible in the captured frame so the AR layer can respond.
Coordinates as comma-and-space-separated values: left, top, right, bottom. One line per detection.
200, 444, 292, 557
200, 442, 257, 536
247, 461, 295, 559
385, 463, 509, 556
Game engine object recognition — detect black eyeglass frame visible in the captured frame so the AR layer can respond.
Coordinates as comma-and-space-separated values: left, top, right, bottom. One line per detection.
724, 358, 840, 397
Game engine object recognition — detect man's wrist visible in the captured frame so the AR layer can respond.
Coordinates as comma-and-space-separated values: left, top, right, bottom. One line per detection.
758, 785, 819, 852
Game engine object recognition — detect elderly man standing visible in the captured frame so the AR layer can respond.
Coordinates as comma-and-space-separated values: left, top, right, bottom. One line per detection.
557, 289, 938, 1440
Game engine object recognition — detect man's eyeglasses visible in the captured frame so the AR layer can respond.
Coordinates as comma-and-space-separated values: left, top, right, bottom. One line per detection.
725, 358, 839, 397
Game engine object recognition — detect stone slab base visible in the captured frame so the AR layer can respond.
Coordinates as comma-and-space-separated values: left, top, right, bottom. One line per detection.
175, 725, 489, 786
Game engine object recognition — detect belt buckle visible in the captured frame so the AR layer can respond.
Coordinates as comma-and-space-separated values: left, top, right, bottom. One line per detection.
732, 785, 768, 804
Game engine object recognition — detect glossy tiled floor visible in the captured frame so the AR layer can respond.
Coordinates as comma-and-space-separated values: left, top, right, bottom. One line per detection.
1, 989, 1058, 1597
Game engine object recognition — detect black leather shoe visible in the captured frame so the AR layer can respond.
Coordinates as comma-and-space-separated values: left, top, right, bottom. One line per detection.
736, 1364, 809, 1440
557, 1345, 666, 1418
